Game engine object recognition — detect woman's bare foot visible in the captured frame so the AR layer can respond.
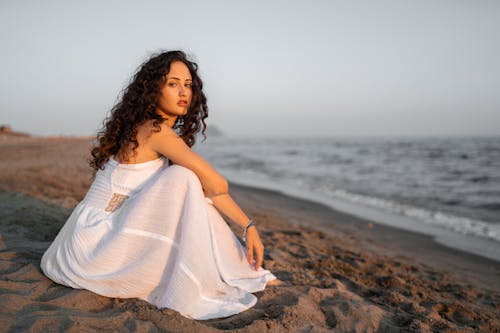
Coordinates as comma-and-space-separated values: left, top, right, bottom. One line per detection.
267, 278, 283, 286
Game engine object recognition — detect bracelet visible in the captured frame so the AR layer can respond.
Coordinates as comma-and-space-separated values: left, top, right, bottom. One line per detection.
242, 219, 256, 242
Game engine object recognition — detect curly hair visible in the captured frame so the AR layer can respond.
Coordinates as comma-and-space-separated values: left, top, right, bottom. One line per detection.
89, 50, 208, 171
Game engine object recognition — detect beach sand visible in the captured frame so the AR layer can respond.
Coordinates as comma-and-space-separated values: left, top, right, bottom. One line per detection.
0, 136, 499, 332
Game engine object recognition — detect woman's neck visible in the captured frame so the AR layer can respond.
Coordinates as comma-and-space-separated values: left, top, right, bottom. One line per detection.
156, 111, 177, 128
165, 116, 177, 128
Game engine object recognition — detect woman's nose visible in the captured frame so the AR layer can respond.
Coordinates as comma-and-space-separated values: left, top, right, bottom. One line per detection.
179, 86, 187, 96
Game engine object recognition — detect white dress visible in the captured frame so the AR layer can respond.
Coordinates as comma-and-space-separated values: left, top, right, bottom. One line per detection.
40, 156, 277, 320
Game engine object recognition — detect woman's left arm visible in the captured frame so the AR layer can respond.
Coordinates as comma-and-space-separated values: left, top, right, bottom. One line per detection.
208, 193, 264, 271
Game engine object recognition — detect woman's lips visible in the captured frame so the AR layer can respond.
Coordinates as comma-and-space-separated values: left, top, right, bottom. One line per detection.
177, 101, 187, 106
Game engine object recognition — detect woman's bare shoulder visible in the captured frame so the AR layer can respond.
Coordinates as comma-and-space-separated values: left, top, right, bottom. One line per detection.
142, 120, 185, 158
137, 120, 180, 145
141, 120, 180, 139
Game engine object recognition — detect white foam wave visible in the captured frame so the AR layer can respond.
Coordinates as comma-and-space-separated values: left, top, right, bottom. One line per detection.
330, 189, 500, 242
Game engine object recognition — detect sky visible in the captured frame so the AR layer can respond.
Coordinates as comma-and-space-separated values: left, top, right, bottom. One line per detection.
1, 0, 499, 137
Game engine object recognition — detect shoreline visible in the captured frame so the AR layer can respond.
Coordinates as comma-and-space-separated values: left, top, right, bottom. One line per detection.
1, 136, 499, 332
220, 173, 500, 264
228, 182, 500, 292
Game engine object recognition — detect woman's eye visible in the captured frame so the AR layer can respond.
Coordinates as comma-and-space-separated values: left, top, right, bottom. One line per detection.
168, 82, 191, 88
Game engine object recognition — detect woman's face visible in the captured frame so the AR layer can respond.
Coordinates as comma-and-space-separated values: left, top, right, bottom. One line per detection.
156, 60, 193, 120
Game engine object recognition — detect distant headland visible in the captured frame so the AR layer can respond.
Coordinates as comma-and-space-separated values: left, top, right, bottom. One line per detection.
205, 125, 224, 137
0, 125, 30, 138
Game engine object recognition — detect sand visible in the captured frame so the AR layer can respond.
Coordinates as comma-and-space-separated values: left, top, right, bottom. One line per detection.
0, 136, 499, 332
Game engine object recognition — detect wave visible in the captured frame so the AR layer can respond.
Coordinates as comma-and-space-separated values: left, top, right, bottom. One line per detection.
329, 189, 500, 242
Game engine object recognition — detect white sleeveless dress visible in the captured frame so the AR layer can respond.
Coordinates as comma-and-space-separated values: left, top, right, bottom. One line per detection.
40, 156, 277, 320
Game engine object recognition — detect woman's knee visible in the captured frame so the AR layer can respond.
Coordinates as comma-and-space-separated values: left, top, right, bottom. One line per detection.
166, 164, 202, 187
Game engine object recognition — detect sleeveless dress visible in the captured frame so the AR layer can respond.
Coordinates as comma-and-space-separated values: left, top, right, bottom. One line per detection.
40, 155, 277, 320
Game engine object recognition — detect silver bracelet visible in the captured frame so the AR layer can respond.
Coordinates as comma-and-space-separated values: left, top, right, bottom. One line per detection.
242, 219, 256, 242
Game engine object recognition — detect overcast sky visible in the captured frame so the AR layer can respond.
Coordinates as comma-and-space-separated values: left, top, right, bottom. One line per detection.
1, 0, 499, 137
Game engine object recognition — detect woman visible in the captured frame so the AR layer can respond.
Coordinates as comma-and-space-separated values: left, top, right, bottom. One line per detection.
40, 50, 281, 320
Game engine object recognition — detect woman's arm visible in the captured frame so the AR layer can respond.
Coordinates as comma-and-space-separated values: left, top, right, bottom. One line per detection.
208, 194, 264, 271
147, 123, 264, 270
147, 123, 228, 197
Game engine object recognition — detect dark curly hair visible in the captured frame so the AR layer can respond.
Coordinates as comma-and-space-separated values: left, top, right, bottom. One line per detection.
89, 50, 208, 171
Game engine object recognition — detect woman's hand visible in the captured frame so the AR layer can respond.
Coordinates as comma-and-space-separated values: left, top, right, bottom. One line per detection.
245, 226, 264, 271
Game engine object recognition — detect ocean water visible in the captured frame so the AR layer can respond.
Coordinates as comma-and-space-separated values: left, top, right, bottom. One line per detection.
194, 136, 500, 259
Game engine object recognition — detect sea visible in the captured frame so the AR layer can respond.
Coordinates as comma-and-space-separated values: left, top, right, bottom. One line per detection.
194, 135, 500, 262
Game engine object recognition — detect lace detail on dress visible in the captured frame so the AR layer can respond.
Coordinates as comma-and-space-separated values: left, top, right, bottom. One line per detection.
105, 193, 129, 212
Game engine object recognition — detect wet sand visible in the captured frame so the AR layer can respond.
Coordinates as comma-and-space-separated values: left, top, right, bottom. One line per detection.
0, 136, 499, 332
